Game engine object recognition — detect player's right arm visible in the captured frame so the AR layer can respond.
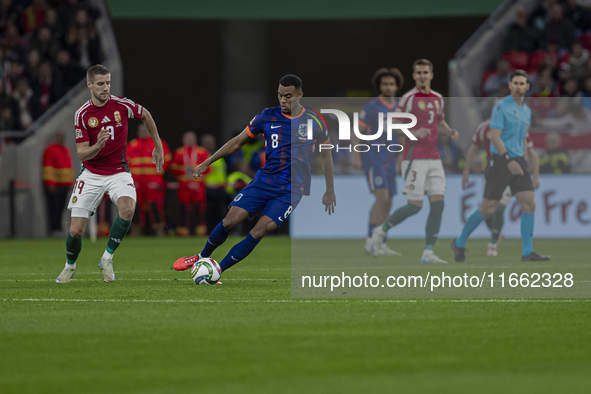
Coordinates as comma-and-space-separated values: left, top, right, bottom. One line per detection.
489, 128, 524, 176
193, 129, 251, 179
463, 143, 480, 189
76, 129, 110, 161
489, 102, 523, 176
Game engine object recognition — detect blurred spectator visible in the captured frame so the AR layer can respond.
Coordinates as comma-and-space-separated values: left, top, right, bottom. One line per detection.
561, 77, 582, 97
53, 49, 84, 91
22, 0, 47, 35
503, 9, 538, 53
31, 25, 61, 62
539, 131, 571, 173
437, 133, 465, 174
24, 48, 41, 81
171, 131, 210, 237
483, 59, 511, 97
3, 21, 26, 62
568, 42, 589, 83
31, 61, 58, 111
0, 97, 23, 135
12, 78, 41, 128
201, 133, 229, 234
537, 98, 591, 134
43, 7, 62, 43
0, 78, 21, 127
127, 124, 172, 236
530, 73, 557, 118
542, 3, 576, 50
68, 23, 101, 69
5, 59, 23, 94
42, 130, 73, 236
0, 1, 21, 34
562, 0, 591, 31
582, 76, 591, 110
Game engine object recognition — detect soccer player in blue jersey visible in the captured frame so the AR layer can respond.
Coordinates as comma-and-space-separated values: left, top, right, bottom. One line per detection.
172, 74, 336, 278
352, 68, 404, 256
451, 70, 550, 262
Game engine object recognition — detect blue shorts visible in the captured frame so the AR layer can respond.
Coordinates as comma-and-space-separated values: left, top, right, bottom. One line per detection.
363, 163, 397, 196
229, 182, 303, 226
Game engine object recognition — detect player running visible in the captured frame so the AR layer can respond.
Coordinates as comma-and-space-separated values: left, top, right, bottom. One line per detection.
452, 70, 549, 262
172, 74, 336, 278
351, 68, 404, 256
464, 98, 539, 257
56, 64, 165, 283
370, 59, 459, 263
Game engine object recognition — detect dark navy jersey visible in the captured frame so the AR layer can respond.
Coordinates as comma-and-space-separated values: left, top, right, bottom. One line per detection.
246, 106, 329, 195
358, 96, 399, 168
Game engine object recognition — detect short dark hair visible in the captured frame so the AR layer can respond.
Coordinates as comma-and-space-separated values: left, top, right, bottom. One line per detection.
279, 74, 302, 90
372, 68, 405, 94
87, 64, 109, 83
413, 59, 433, 72
510, 69, 529, 83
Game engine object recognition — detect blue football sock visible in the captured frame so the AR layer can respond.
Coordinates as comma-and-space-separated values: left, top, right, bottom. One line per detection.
456, 210, 485, 248
521, 212, 534, 256
219, 233, 260, 271
201, 222, 231, 257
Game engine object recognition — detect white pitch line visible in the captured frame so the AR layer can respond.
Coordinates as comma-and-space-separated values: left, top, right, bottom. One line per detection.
1, 298, 588, 304
0, 278, 288, 282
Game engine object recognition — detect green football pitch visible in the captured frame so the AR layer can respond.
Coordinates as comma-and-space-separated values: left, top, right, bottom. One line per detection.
1, 237, 590, 393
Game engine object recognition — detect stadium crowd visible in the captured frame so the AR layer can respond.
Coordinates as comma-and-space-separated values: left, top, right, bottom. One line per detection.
0, 0, 102, 139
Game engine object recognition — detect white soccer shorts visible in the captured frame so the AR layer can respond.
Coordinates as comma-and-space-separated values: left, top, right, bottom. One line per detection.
400, 159, 446, 201
68, 170, 136, 218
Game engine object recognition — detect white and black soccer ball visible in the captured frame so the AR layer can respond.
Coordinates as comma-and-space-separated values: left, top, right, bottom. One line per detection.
191, 257, 221, 285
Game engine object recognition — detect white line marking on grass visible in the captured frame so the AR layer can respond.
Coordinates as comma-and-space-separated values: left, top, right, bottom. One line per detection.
0, 278, 288, 282
1, 298, 588, 304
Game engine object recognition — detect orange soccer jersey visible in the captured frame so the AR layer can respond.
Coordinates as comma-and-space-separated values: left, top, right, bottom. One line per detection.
42, 143, 74, 187
171, 145, 211, 204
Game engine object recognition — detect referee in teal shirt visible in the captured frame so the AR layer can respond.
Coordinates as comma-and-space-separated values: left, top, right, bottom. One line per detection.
452, 70, 550, 262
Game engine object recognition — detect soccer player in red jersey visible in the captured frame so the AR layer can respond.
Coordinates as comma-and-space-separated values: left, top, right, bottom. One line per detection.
371, 59, 460, 263
56, 64, 165, 283
464, 98, 539, 257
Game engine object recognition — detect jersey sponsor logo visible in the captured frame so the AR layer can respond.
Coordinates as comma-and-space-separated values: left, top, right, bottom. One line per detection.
101, 116, 111, 124
375, 176, 383, 186
72, 196, 78, 203
418, 100, 426, 110
270, 125, 281, 129
88, 117, 98, 128
114, 111, 121, 122
75, 129, 83, 139
233, 193, 243, 202
127, 183, 135, 188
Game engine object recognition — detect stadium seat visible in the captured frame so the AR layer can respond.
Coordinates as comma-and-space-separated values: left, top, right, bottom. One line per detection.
530, 51, 558, 70
580, 32, 591, 52
502, 51, 529, 70
481, 70, 497, 96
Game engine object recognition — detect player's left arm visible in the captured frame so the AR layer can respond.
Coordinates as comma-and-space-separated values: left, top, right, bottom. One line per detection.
320, 148, 336, 215
438, 119, 459, 140
141, 109, 165, 173
525, 135, 540, 189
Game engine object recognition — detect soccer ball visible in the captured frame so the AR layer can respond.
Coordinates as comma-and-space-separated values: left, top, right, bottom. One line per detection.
191, 257, 221, 285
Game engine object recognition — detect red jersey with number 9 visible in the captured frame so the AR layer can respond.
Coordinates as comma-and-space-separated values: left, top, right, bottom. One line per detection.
396, 87, 445, 160
74, 95, 143, 175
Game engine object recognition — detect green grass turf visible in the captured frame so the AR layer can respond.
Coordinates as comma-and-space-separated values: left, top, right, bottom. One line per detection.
0, 237, 590, 393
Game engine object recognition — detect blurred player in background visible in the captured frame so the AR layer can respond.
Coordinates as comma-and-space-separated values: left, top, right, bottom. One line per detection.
452, 70, 549, 262
463, 96, 539, 256
351, 68, 404, 256
371, 59, 460, 263
172, 74, 336, 278
171, 131, 211, 237
127, 123, 171, 236
56, 64, 165, 283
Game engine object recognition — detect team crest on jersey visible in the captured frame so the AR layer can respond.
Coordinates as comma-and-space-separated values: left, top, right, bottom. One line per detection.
418, 101, 426, 110
75, 129, 83, 139
72, 196, 78, 203
409, 184, 415, 191
298, 123, 308, 138
88, 117, 98, 128
114, 111, 121, 123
